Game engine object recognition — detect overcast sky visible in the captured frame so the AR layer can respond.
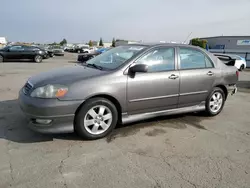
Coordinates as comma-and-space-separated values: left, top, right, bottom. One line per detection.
1, 0, 250, 43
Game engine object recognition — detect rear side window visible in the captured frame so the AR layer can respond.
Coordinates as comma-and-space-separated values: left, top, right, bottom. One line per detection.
205, 56, 214, 68
136, 47, 175, 72
179, 48, 214, 69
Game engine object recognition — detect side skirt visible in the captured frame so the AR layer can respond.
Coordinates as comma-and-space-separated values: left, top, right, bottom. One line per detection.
122, 102, 206, 124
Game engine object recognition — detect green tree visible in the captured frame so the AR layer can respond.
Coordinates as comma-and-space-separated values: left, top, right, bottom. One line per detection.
88, 40, 93, 47
59, 38, 67, 46
111, 38, 116, 47
190, 38, 207, 49
99, 38, 104, 46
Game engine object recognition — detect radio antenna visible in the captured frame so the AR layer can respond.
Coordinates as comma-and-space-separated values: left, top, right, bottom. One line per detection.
183, 32, 193, 43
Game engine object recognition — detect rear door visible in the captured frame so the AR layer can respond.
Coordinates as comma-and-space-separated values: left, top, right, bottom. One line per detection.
177, 47, 216, 108
23, 46, 38, 59
127, 47, 180, 114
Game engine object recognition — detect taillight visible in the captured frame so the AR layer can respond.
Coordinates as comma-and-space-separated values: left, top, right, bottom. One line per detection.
236, 71, 239, 77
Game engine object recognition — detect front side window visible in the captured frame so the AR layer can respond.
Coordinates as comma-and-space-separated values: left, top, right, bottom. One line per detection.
86, 45, 145, 70
135, 47, 175, 72
9, 46, 24, 51
179, 48, 214, 69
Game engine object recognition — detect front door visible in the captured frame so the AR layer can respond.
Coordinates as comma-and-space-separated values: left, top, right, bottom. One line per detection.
177, 47, 216, 107
127, 47, 180, 115
6, 46, 25, 60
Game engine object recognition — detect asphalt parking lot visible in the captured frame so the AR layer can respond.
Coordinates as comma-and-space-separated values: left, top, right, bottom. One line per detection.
0, 53, 250, 188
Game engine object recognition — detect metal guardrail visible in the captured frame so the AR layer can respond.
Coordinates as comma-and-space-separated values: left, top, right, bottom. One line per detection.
209, 49, 250, 67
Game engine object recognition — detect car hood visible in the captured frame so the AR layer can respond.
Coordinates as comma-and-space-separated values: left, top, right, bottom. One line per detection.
28, 65, 107, 87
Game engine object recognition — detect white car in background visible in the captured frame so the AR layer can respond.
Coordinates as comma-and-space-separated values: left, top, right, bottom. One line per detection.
214, 53, 247, 71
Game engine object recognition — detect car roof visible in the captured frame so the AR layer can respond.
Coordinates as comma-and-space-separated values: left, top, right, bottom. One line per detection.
125, 42, 203, 49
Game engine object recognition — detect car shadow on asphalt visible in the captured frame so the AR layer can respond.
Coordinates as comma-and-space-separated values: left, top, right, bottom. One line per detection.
0, 99, 212, 144
0, 99, 81, 143
2, 59, 35, 63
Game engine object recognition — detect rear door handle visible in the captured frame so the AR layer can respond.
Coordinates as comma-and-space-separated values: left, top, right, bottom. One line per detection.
169, 74, 179, 79
207, 71, 214, 76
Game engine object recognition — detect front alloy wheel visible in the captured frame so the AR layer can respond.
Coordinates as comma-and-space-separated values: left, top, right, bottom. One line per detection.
75, 98, 118, 139
84, 105, 113, 135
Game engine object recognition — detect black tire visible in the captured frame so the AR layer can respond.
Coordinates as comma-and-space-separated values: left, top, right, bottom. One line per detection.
44, 54, 49, 59
0, 55, 3, 62
50, 53, 54, 57
239, 65, 244, 71
34, 55, 43, 63
74, 97, 118, 140
205, 87, 225, 116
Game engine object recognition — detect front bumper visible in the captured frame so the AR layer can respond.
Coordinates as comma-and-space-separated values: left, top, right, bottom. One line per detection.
18, 90, 83, 134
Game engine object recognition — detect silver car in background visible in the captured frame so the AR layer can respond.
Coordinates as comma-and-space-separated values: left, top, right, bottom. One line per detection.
19, 43, 238, 139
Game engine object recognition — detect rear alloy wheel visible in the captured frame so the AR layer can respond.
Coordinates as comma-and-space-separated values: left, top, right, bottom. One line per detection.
75, 98, 118, 140
0, 55, 3, 62
34, 55, 42, 63
205, 87, 225, 116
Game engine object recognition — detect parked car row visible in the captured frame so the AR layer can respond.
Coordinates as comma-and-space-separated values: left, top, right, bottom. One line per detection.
65, 44, 92, 53
48, 46, 64, 56
77, 47, 110, 62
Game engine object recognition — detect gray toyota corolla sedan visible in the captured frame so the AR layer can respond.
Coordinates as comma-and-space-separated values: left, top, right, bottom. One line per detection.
19, 43, 238, 139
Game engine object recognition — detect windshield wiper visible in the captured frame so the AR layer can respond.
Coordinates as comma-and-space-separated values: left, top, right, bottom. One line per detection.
86, 63, 103, 70
81, 62, 103, 70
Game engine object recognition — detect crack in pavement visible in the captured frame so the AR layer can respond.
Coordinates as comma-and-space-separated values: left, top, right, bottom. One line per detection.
3, 123, 14, 187
58, 144, 72, 188
6, 140, 14, 187
115, 146, 161, 187
159, 153, 199, 188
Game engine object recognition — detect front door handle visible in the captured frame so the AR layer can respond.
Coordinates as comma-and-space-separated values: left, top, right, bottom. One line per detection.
207, 71, 214, 76
169, 74, 179, 79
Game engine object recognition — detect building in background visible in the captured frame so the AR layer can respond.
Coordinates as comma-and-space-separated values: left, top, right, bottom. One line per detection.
115, 39, 143, 46
101, 42, 112, 47
200, 36, 250, 50
0, 37, 7, 48
200, 36, 250, 67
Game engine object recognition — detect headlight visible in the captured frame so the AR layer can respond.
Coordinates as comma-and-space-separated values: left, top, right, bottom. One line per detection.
30, 84, 68, 98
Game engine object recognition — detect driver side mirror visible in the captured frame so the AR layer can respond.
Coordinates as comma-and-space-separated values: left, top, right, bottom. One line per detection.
129, 64, 148, 73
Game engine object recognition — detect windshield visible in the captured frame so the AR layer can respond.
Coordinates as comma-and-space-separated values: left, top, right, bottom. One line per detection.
86, 45, 145, 70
